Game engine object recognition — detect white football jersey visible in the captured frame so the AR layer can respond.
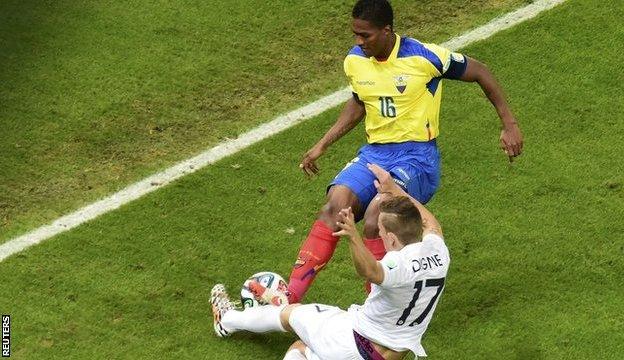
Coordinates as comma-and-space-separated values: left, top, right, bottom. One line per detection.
349, 233, 450, 357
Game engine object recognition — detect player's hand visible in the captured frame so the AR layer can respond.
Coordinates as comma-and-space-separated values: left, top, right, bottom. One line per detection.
332, 207, 360, 240
367, 163, 405, 198
500, 122, 523, 162
299, 145, 325, 177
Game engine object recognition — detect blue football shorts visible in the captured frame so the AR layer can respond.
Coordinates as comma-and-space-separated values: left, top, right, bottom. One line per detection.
329, 140, 441, 210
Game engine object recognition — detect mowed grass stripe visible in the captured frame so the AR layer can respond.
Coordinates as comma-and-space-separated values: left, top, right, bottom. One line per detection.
0, 0, 567, 261
0, 0, 529, 243
2, 0, 623, 359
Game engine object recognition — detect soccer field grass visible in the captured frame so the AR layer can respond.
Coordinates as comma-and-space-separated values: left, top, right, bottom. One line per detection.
2, 0, 624, 359
0, 0, 525, 244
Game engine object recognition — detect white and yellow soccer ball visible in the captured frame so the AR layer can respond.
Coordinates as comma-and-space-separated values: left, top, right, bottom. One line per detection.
240, 271, 289, 308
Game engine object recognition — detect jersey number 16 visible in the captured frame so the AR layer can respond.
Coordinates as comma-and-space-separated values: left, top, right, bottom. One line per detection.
379, 96, 396, 118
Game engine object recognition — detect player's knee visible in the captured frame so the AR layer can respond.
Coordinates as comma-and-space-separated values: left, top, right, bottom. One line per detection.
280, 304, 300, 332
318, 200, 351, 230
287, 340, 306, 353
319, 200, 339, 218
284, 340, 307, 359
363, 212, 380, 238
317, 186, 360, 229
317, 203, 335, 230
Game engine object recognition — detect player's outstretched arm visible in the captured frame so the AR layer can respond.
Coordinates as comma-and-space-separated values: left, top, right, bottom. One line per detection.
299, 96, 365, 177
459, 56, 524, 162
367, 164, 442, 237
333, 207, 385, 285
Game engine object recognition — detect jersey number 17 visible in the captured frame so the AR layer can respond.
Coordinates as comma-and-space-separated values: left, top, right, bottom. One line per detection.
396, 277, 445, 326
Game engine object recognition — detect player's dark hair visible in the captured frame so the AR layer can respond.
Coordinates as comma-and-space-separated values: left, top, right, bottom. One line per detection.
352, 0, 394, 29
379, 196, 422, 245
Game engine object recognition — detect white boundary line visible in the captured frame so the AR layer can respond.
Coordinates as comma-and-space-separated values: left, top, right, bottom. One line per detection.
0, 0, 567, 262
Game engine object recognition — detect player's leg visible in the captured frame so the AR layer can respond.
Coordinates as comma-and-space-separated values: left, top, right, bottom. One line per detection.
211, 283, 300, 336
359, 194, 385, 293
283, 340, 307, 360
317, 185, 362, 229
362, 194, 385, 258
212, 287, 343, 359
286, 185, 359, 303
287, 304, 360, 360
287, 153, 378, 303
218, 300, 359, 360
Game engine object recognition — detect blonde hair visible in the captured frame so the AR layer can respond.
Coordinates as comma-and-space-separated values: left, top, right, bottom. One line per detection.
379, 196, 422, 245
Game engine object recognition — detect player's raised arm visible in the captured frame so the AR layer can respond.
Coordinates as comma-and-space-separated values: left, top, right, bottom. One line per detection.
367, 163, 442, 237
458, 56, 524, 162
332, 207, 385, 285
299, 96, 365, 177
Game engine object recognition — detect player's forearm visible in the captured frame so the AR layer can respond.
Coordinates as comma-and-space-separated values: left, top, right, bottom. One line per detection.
407, 197, 442, 235
315, 98, 364, 150
479, 77, 516, 128
462, 58, 517, 128
348, 234, 383, 283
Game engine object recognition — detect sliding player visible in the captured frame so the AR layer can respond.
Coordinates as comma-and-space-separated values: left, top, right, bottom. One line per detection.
212, 164, 450, 359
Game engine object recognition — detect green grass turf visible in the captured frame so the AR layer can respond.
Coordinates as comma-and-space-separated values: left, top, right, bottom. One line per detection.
0, 0, 527, 243
2, 0, 624, 359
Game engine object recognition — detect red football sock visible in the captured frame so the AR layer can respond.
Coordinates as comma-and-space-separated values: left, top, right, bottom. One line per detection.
287, 220, 339, 303
364, 237, 386, 260
364, 237, 386, 294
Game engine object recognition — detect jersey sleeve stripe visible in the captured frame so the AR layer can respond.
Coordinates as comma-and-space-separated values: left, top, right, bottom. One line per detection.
396, 37, 443, 74
348, 45, 367, 57
442, 54, 468, 79
426, 77, 442, 96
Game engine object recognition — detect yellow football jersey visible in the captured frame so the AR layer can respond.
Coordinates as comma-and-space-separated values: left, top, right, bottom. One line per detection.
344, 34, 467, 143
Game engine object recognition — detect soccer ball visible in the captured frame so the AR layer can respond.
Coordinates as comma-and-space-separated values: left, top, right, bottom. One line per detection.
240, 271, 289, 308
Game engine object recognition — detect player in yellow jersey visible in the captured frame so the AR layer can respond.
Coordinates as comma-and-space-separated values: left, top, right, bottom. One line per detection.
286, 0, 523, 303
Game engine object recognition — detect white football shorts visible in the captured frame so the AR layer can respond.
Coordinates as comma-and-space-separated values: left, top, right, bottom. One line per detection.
289, 303, 361, 360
